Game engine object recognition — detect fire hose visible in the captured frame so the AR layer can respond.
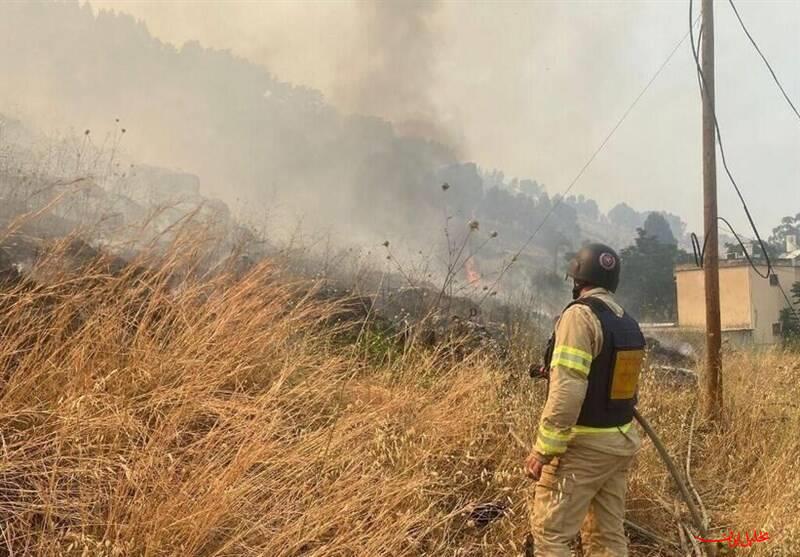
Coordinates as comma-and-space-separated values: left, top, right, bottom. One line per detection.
632, 407, 710, 543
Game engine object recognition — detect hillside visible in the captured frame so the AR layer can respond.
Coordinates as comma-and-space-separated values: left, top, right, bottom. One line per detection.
0, 2, 798, 557
0, 1, 687, 292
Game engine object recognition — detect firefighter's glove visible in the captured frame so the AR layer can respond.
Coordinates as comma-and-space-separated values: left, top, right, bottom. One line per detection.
529, 364, 550, 380
524, 452, 547, 481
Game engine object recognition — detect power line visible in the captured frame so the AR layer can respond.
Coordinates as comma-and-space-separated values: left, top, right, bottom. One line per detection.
687, 0, 800, 328
688, 0, 774, 276
478, 19, 699, 305
727, 0, 800, 122
690, 215, 800, 323
691, 216, 770, 279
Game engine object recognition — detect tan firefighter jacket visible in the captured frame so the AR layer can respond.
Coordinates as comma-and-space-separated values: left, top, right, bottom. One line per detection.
532, 287, 641, 463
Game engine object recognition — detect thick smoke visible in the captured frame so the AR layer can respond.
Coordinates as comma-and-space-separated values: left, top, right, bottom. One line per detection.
63, 0, 800, 233
335, 0, 461, 152
0, 2, 463, 253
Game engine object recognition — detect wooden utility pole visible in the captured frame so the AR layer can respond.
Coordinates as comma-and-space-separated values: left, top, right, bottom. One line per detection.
701, 0, 723, 422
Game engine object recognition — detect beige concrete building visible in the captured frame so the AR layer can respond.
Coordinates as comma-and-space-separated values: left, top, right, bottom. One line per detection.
675, 248, 800, 345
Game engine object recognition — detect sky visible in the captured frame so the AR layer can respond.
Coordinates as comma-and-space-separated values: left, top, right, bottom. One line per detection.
89, 0, 799, 235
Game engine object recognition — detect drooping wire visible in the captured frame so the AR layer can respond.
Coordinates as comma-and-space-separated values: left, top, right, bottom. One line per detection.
690, 216, 770, 278
716, 0, 800, 325
691, 216, 800, 323
476, 18, 699, 306
688, 0, 774, 278
727, 0, 800, 122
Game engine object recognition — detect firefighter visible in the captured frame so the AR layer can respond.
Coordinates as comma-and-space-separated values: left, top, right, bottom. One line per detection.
525, 243, 645, 557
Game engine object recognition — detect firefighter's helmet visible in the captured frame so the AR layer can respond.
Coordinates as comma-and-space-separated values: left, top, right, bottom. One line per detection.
566, 243, 621, 292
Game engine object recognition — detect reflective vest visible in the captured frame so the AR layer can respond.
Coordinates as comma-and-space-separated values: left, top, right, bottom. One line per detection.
548, 296, 646, 429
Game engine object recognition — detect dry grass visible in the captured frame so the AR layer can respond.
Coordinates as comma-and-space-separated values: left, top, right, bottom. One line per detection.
0, 240, 797, 556
630, 349, 800, 556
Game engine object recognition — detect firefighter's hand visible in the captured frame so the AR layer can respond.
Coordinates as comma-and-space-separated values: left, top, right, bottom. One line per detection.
528, 364, 549, 379
525, 453, 545, 481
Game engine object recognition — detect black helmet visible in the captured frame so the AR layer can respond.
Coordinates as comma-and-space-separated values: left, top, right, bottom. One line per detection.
566, 243, 621, 292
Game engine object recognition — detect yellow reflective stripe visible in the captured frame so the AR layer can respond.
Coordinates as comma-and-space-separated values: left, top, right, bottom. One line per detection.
535, 422, 634, 454
535, 435, 567, 450
534, 437, 568, 455
551, 345, 592, 376
551, 352, 592, 367
553, 345, 593, 362
538, 424, 574, 442
572, 421, 633, 434
550, 356, 590, 375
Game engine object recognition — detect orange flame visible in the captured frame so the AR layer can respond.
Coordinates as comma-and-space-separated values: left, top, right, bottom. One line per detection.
465, 257, 481, 285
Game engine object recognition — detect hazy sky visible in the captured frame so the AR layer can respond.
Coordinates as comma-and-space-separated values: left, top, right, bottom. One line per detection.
89, 0, 799, 235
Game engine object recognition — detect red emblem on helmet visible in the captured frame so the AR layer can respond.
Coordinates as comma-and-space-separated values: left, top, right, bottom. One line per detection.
599, 252, 617, 270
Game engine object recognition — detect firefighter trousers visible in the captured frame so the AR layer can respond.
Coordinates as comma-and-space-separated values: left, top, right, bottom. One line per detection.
530, 444, 634, 557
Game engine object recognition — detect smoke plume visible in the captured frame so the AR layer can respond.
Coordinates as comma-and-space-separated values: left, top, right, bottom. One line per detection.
334, 0, 462, 152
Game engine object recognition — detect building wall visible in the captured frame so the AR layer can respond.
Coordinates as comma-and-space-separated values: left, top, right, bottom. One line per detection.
722, 329, 753, 348
749, 266, 800, 345
676, 264, 800, 346
676, 266, 752, 330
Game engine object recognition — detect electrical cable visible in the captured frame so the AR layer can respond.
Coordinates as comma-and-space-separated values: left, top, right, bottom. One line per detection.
691, 216, 800, 322
688, 0, 775, 278
727, 0, 800, 122
688, 0, 800, 325
477, 19, 699, 305
691, 216, 769, 279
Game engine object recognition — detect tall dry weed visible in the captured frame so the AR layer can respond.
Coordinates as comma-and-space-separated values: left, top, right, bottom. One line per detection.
0, 237, 797, 556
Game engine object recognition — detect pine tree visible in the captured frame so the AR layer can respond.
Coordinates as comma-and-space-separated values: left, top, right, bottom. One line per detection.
616, 226, 689, 322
